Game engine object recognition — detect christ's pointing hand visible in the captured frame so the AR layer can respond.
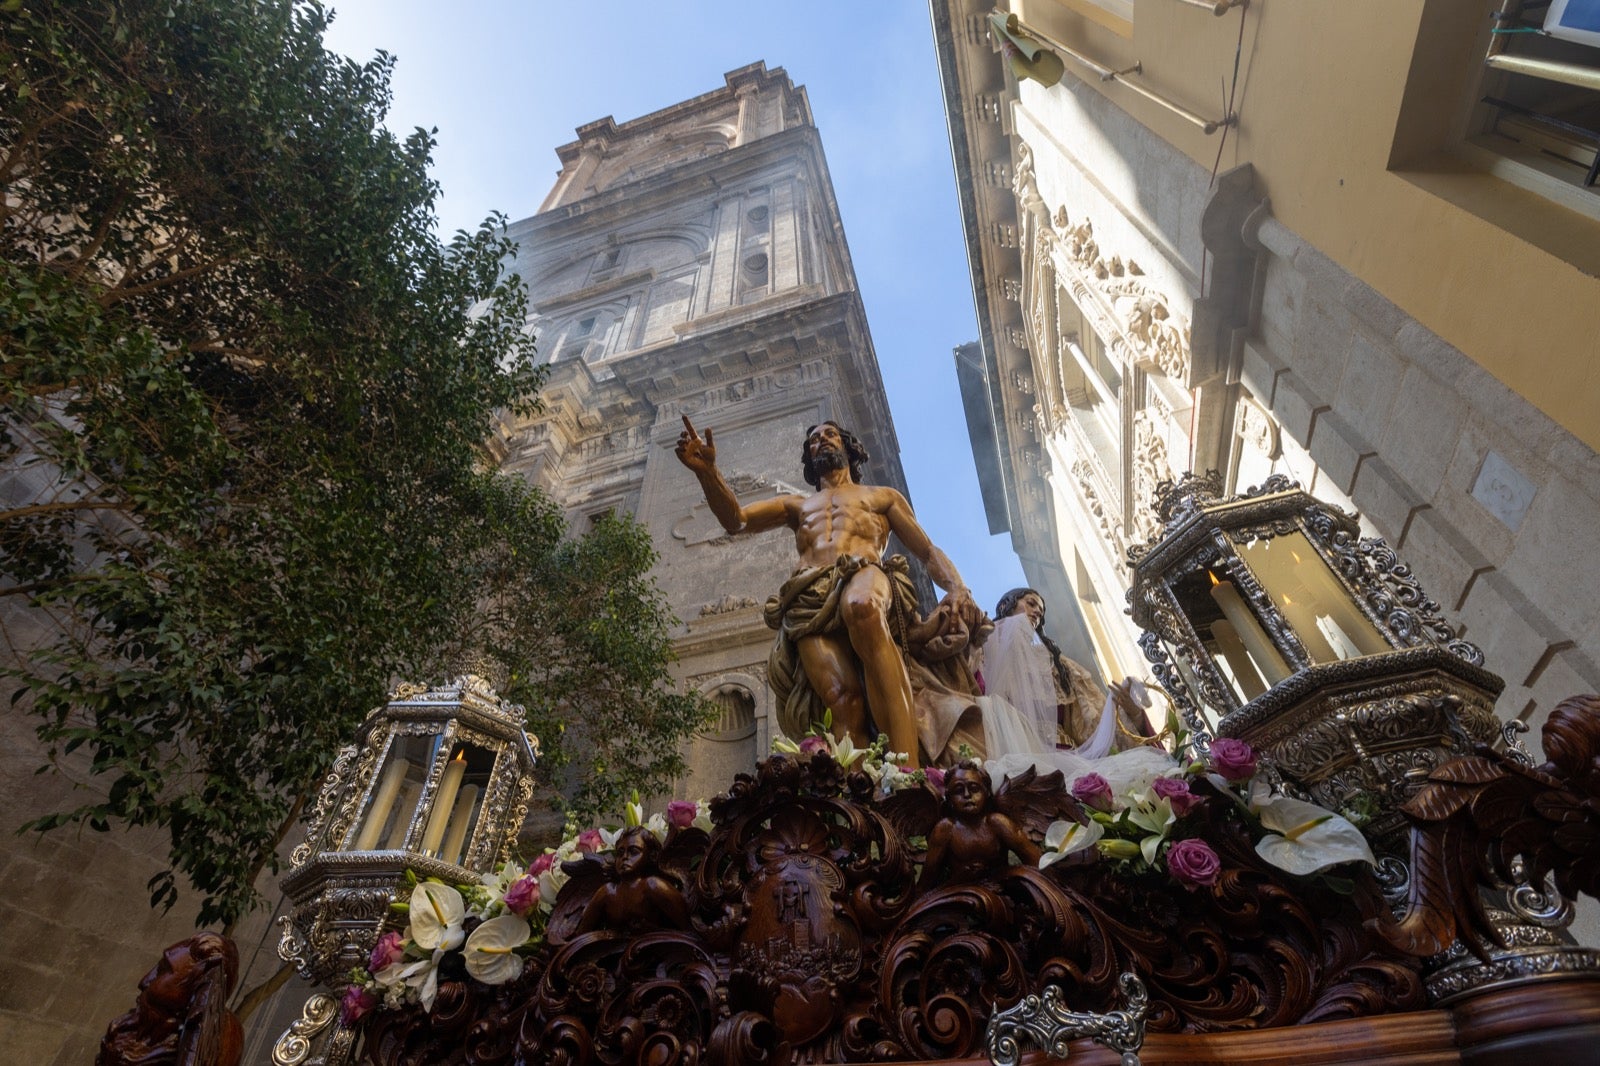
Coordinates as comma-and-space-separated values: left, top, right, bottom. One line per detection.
675, 415, 717, 473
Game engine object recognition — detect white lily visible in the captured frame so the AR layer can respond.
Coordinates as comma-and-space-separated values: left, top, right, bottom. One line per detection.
463, 915, 530, 985
478, 861, 525, 911
1039, 819, 1104, 869
771, 735, 802, 754
409, 881, 466, 952
390, 950, 445, 1011
645, 812, 669, 838
831, 732, 868, 769
1250, 786, 1375, 875
1126, 794, 1176, 866
536, 862, 569, 909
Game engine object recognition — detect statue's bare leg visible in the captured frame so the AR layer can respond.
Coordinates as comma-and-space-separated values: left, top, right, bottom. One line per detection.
797, 634, 869, 745
839, 566, 919, 768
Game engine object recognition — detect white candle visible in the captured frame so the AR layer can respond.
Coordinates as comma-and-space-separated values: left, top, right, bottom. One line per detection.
439, 785, 479, 866
353, 755, 408, 851
421, 752, 466, 857
1209, 577, 1291, 684
384, 782, 421, 849
1210, 619, 1267, 700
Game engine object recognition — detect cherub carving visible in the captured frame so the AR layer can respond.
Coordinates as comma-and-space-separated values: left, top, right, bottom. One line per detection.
574, 826, 692, 935
918, 764, 1085, 888
97, 932, 243, 1066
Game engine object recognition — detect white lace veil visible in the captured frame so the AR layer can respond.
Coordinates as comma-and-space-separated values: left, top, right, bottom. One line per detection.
982, 613, 1059, 752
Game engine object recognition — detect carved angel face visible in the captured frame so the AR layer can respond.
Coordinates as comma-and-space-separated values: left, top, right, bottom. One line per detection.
946, 768, 993, 816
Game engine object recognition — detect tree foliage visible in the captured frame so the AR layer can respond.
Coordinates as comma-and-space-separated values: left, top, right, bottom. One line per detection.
1, 0, 707, 926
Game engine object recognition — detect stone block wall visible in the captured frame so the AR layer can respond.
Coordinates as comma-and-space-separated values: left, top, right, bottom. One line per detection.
1247, 216, 1600, 739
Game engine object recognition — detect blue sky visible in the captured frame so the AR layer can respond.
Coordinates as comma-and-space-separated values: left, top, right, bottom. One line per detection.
321, 0, 1030, 608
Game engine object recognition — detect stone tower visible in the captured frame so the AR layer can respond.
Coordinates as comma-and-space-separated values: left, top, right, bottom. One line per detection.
490, 63, 916, 799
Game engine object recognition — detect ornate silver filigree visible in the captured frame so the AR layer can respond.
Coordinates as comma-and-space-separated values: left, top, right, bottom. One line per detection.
1500, 719, 1536, 766
986, 974, 1148, 1066
271, 992, 339, 1066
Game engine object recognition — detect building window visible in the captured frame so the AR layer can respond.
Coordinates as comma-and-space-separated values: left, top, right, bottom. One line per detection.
589, 247, 622, 284
557, 315, 596, 361
1469, 0, 1600, 211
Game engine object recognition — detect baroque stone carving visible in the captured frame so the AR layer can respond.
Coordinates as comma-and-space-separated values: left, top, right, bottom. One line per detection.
1072, 458, 1126, 558
1052, 214, 1192, 382
1129, 412, 1171, 546
698, 594, 758, 617
1235, 398, 1278, 460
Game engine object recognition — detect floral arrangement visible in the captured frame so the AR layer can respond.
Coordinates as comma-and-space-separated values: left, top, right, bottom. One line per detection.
771, 710, 946, 796
339, 715, 1377, 1024
340, 794, 714, 1024
1037, 729, 1375, 890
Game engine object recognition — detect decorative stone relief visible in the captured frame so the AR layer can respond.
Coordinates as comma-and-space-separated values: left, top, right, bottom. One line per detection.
1012, 371, 1034, 395
1130, 411, 1171, 545
1235, 397, 1279, 460
1471, 450, 1537, 532
1073, 459, 1127, 558
658, 359, 830, 420
1002, 278, 1022, 302
1054, 216, 1191, 382
698, 594, 758, 617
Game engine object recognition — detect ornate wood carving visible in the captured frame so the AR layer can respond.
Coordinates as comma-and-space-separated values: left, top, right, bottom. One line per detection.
362, 755, 1426, 1065
1379, 693, 1600, 959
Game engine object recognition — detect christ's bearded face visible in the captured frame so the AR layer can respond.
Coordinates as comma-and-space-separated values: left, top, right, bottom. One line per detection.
806, 425, 847, 475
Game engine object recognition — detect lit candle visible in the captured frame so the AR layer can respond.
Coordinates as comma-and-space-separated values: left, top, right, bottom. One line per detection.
1277, 591, 1340, 664
420, 751, 467, 857
1208, 574, 1291, 684
1210, 619, 1267, 700
353, 755, 408, 851
384, 781, 421, 849
439, 785, 480, 866
1269, 539, 1388, 659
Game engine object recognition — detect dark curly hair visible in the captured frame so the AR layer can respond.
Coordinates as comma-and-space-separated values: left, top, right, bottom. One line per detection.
995, 587, 1076, 700
801, 421, 869, 488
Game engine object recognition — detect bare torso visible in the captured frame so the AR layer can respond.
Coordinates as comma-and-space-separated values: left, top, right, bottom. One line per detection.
788, 483, 894, 570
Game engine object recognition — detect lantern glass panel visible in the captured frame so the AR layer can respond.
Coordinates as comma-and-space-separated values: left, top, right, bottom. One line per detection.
1235, 531, 1388, 663
1160, 636, 1226, 733
418, 742, 497, 866
350, 733, 439, 851
1170, 568, 1289, 704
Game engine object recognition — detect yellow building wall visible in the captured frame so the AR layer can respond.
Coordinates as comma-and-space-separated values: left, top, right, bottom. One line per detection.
1017, 0, 1600, 451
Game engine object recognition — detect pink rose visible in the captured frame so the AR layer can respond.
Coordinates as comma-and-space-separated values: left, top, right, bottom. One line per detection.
503, 873, 540, 916
666, 800, 699, 829
1071, 773, 1114, 812
341, 984, 377, 1026
924, 766, 946, 792
1208, 738, 1258, 782
368, 931, 405, 973
1150, 776, 1202, 816
527, 852, 556, 877
1165, 838, 1221, 888
575, 828, 604, 854
799, 735, 830, 756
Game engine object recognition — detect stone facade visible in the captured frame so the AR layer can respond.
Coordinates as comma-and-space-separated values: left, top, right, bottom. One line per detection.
934, 0, 1600, 941
489, 63, 918, 802
935, 0, 1600, 734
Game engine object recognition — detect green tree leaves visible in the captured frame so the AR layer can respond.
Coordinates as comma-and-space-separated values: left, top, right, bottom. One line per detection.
2, 0, 706, 925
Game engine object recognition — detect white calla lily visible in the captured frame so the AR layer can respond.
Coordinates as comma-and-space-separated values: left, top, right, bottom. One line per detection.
464, 915, 530, 985
409, 881, 466, 951
1039, 819, 1104, 869
1251, 791, 1376, 876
